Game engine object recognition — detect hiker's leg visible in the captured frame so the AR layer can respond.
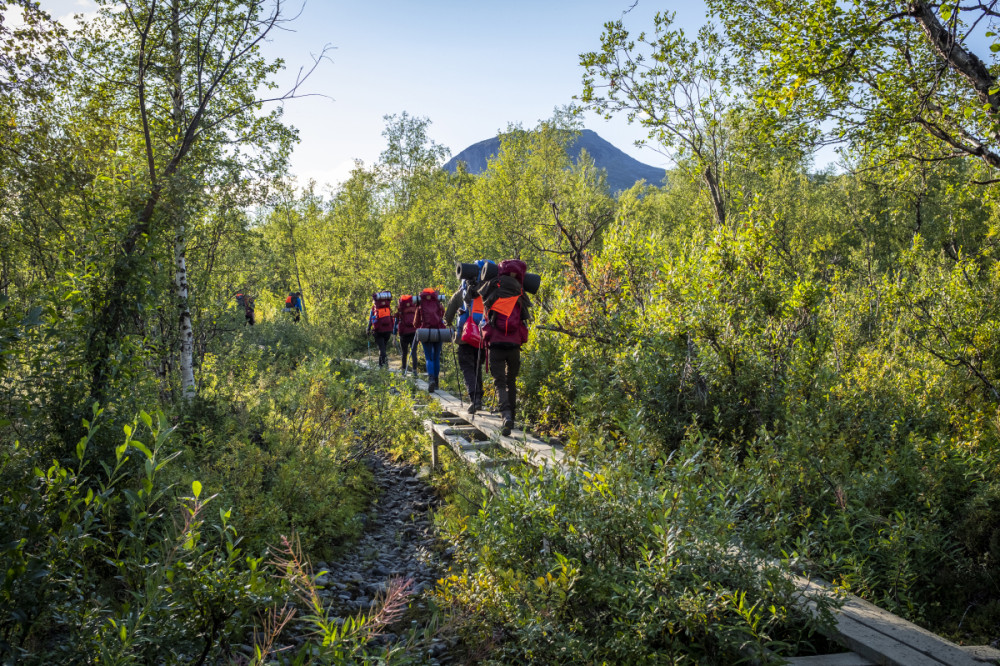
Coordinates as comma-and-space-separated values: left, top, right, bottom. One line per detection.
507, 347, 522, 422
489, 348, 510, 417
400, 333, 414, 371
457, 344, 480, 403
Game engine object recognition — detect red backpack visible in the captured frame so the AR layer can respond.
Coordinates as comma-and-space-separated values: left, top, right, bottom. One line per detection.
371, 291, 394, 333
417, 288, 444, 329
397, 295, 418, 335
483, 260, 529, 346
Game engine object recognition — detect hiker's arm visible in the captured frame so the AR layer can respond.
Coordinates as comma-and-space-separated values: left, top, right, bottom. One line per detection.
444, 290, 462, 326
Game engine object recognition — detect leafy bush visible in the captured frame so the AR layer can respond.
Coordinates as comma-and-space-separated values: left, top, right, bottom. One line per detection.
434, 442, 834, 664
0, 407, 276, 664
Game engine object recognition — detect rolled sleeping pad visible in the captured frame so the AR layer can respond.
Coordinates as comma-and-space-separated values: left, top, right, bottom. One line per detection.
479, 261, 499, 282
373, 290, 392, 300
523, 272, 541, 295
477, 261, 541, 295
438, 293, 448, 302
456, 262, 480, 281
416, 327, 453, 343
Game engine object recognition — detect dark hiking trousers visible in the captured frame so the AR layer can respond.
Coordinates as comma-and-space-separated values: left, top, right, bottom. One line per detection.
374, 332, 391, 367
400, 333, 416, 371
488, 345, 521, 420
458, 343, 486, 405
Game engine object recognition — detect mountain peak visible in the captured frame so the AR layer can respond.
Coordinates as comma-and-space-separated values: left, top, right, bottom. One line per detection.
443, 129, 666, 193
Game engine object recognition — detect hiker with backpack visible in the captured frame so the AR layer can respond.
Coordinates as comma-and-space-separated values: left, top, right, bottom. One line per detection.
284, 291, 303, 322
235, 292, 256, 326
446, 261, 494, 414
367, 291, 395, 368
413, 287, 447, 392
396, 293, 420, 376
478, 259, 532, 436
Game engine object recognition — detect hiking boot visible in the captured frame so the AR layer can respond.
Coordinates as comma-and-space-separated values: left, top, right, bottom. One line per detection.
467, 402, 479, 415
501, 414, 513, 436
428, 380, 438, 393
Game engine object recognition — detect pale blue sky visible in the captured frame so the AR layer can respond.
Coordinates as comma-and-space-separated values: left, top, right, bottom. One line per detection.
40, 0, 714, 187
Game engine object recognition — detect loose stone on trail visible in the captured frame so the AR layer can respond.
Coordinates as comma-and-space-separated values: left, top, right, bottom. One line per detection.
311, 451, 452, 663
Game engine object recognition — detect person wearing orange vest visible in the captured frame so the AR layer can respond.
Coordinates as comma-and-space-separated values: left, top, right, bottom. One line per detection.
445, 260, 495, 414
367, 290, 395, 368
478, 259, 532, 435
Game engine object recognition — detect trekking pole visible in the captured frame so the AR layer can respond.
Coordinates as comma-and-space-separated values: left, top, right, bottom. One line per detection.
474, 344, 482, 413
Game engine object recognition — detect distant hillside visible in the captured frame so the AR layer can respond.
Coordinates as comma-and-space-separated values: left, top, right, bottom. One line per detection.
443, 129, 666, 193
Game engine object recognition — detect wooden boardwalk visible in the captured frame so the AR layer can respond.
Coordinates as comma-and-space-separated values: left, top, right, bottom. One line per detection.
348, 357, 1000, 666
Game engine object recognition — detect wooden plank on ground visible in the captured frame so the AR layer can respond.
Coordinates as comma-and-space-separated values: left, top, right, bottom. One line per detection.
458, 440, 494, 452
442, 426, 479, 436
962, 646, 1000, 663
783, 653, 874, 665
423, 419, 505, 492
792, 574, 982, 666
350, 357, 566, 469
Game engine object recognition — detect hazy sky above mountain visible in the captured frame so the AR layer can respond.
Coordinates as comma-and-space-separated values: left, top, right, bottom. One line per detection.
39, 0, 720, 188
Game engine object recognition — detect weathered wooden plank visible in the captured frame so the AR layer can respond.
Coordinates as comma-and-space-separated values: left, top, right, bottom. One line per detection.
377, 358, 565, 469
837, 595, 981, 666
783, 653, 874, 665
420, 418, 439, 469
962, 645, 1000, 663
791, 574, 981, 666
456, 440, 493, 452
442, 426, 479, 436
833, 614, 947, 666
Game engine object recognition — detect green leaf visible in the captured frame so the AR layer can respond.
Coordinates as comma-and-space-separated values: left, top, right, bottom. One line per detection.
192, 480, 202, 499
139, 410, 152, 429
131, 440, 152, 459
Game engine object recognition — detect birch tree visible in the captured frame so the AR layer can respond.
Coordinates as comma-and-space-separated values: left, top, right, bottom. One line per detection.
579, 14, 734, 224
77, 0, 322, 404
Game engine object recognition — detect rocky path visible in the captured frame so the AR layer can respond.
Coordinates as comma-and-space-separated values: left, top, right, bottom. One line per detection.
312, 452, 455, 663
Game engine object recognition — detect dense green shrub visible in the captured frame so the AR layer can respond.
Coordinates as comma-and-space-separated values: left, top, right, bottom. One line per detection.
434, 442, 835, 664
0, 408, 276, 664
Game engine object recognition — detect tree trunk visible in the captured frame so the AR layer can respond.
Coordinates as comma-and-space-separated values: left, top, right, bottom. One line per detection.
171, 0, 195, 401
174, 223, 196, 399
703, 165, 726, 226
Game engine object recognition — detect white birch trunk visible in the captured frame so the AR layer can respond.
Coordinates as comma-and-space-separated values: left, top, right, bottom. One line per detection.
171, 0, 195, 401
175, 227, 196, 400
